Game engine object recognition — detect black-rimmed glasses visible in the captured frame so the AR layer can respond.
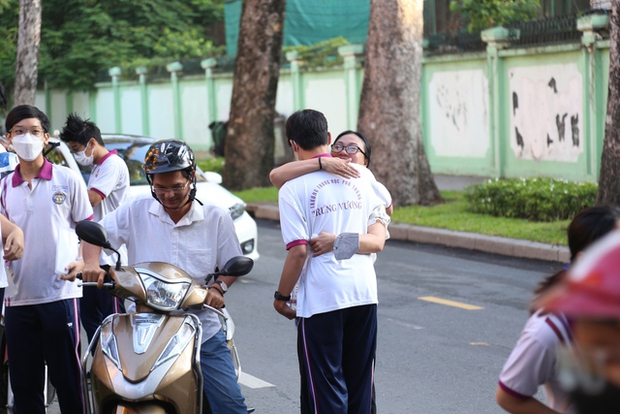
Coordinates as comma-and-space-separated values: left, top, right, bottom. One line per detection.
331, 144, 367, 157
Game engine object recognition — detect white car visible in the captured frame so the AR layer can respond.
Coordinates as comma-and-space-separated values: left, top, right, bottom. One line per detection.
45, 134, 259, 260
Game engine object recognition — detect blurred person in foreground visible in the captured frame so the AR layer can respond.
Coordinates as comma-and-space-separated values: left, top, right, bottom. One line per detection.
537, 228, 620, 413
496, 206, 620, 413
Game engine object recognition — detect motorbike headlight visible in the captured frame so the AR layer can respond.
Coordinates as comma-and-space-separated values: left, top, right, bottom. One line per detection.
229, 202, 246, 221
141, 274, 191, 311
153, 319, 198, 370
101, 322, 121, 370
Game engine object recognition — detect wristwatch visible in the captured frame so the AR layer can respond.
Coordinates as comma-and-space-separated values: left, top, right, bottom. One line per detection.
213, 280, 228, 295
274, 291, 291, 301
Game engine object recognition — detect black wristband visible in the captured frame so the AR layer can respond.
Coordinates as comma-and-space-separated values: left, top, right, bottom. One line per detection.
274, 291, 291, 301
318, 157, 322, 170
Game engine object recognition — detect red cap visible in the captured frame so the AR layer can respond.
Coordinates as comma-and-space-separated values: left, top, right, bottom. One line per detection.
540, 231, 620, 318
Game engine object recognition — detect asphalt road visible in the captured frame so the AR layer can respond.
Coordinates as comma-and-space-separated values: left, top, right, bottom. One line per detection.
230, 220, 560, 413
45, 219, 561, 414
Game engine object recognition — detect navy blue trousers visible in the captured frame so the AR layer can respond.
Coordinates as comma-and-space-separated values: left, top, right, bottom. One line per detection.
5, 299, 85, 414
298, 304, 377, 414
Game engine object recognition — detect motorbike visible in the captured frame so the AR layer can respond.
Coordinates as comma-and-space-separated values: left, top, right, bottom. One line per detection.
76, 220, 253, 414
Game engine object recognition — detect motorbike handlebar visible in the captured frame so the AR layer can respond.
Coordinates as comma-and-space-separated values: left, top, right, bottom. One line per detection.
76, 271, 114, 286
80, 281, 116, 288
202, 303, 227, 319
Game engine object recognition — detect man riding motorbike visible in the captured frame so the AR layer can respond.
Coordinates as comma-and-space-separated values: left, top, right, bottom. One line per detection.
75, 139, 248, 413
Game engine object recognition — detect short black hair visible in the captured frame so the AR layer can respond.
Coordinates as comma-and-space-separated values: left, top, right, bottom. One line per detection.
59, 113, 104, 146
334, 130, 372, 166
285, 109, 329, 150
5, 105, 50, 133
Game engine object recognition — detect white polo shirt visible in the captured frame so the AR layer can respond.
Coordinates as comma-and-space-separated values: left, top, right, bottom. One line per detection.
0, 159, 94, 306
100, 197, 242, 343
278, 162, 385, 318
88, 150, 129, 266
498, 309, 575, 412
89, 150, 129, 222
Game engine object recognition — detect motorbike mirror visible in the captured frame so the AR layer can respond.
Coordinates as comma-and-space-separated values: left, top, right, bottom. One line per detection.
219, 256, 254, 277
76, 220, 123, 271
76, 220, 112, 249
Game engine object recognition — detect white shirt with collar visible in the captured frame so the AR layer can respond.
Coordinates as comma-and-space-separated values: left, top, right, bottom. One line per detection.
100, 196, 242, 343
0, 159, 93, 306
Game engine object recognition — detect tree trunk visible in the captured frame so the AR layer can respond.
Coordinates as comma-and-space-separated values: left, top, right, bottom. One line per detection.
223, 0, 286, 190
357, 0, 442, 206
14, 0, 41, 106
597, 0, 620, 205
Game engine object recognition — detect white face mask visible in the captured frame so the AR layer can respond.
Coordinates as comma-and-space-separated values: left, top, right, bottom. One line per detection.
74, 143, 94, 166
11, 133, 44, 162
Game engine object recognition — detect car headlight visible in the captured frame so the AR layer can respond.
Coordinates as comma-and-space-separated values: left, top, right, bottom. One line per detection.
229, 202, 246, 221
141, 274, 190, 311
241, 239, 255, 254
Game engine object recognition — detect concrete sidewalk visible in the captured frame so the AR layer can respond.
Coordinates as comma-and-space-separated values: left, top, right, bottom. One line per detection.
247, 174, 570, 264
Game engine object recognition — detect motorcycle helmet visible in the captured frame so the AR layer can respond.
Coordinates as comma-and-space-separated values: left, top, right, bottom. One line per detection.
143, 139, 197, 203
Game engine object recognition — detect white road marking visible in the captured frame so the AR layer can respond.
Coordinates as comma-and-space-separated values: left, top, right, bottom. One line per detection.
385, 318, 424, 330
239, 371, 275, 389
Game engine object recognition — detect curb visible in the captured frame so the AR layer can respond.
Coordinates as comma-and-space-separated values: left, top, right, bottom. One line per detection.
247, 202, 570, 264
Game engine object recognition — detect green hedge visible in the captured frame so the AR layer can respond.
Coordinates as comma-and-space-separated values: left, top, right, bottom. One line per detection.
464, 177, 598, 222
197, 157, 225, 175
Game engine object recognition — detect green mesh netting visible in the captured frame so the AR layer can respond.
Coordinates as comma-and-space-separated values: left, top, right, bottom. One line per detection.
224, 0, 370, 56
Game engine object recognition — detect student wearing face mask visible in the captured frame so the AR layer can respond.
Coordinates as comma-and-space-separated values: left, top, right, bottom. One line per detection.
59, 113, 130, 343
1, 105, 93, 414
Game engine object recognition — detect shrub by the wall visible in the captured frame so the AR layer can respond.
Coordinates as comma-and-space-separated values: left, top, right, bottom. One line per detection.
464, 177, 597, 222
197, 157, 225, 176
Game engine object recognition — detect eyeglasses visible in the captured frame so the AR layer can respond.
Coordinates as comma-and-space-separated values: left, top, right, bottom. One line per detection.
10, 128, 45, 137
331, 144, 367, 157
152, 182, 190, 196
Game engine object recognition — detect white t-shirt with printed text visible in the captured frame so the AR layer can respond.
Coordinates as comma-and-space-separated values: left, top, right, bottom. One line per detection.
278, 163, 386, 318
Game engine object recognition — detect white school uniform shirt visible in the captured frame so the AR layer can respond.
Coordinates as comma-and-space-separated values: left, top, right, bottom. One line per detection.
0, 159, 94, 306
278, 161, 386, 318
372, 179, 392, 210
88, 150, 130, 266
100, 197, 242, 343
498, 309, 575, 413
89, 150, 129, 222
